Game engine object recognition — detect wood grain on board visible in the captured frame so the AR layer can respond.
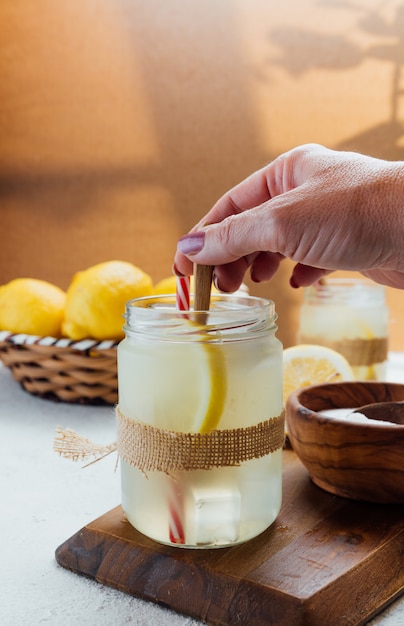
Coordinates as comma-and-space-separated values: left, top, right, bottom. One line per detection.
56, 449, 404, 626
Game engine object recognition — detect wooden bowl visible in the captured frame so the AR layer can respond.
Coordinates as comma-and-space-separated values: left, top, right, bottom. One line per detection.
286, 381, 404, 503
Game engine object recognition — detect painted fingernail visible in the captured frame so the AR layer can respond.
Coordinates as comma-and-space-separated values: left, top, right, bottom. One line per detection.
289, 276, 299, 288
177, 231, 206, 255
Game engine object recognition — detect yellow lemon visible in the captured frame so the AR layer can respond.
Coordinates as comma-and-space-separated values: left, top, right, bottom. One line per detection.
283, 344, 354, 405
0, 278, 66, 337
153, 275, 178, 295
153, 275, 219, 295
62, 260, 153, 340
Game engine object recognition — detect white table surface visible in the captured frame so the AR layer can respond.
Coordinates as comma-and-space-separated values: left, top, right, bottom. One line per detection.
1, 356, 403, 626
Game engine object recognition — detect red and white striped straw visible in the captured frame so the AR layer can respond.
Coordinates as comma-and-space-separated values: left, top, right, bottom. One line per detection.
176, 275, 191, 311
167, 276, 191, 545
168, 478, 186, 545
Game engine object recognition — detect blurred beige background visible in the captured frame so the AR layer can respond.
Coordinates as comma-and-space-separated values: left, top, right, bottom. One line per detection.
1, 0, 404, 348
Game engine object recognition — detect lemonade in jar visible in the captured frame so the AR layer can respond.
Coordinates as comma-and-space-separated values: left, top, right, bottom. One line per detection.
117, 294, 284, 548
298, 279, 389, 380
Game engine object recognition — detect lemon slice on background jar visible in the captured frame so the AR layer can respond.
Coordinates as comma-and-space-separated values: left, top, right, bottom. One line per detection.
298, 302, 379, 380
282, 344, 355, 405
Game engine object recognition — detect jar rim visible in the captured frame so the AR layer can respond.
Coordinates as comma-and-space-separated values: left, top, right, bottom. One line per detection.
303, 278, 386, 305
127, 292, 274, 311
123, 293, 277, 340
306, 277, 384, 289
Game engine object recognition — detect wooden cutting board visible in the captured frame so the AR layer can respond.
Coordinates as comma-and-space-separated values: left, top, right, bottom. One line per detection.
55, 448, 404, 626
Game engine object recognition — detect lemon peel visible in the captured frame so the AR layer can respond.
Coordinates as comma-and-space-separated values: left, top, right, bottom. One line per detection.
184, 319, 227, 434
195, 344, 227, 434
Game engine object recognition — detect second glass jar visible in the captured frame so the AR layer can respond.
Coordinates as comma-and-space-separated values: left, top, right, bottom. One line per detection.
298, 278, 389, 380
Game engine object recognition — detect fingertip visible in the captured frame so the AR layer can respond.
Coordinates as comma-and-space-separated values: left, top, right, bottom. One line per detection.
213, 261, 246, 294
289, 275, 299, 289
212, 272, 223, 292
291, 264, 333, 287
172, 263, 185, 278
173, 249, 194, 278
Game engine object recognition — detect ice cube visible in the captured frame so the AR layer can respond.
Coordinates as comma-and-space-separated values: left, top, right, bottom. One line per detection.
190, 487, 241, 546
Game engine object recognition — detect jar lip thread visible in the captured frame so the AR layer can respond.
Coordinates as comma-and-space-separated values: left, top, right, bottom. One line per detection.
123, 293, 277, 341
303, 278, 386, 305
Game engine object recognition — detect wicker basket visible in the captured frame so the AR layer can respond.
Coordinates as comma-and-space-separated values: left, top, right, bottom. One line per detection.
0, 331, 118, 405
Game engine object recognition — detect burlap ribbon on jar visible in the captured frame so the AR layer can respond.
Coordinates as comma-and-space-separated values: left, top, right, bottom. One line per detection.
116, 406, 285, 474
299, 335, 388, 367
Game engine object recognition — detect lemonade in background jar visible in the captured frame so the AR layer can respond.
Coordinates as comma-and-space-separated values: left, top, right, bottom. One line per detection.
117, 294, 284, 548
298, 278, 389, 380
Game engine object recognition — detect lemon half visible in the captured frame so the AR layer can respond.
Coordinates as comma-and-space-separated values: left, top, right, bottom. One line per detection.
283, 344, 354, 405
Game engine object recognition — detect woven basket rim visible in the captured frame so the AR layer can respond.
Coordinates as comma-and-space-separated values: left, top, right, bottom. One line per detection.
0, 330, 119, 351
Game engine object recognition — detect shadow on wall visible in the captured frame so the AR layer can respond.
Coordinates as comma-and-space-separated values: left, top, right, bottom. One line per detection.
0, 1, 270, 287
265, 1, 404, 158
1, 0, 404, 348
250, 0, 404, 348
3, 2, 404, 211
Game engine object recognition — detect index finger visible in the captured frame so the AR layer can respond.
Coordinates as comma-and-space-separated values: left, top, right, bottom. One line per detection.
201, 167, 276, 227
201, 146, 308, 226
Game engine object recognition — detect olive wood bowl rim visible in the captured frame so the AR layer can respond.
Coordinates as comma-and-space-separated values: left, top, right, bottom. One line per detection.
286, 381, 404, 432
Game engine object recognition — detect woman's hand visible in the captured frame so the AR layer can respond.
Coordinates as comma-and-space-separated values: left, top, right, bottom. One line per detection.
174, 143, 404, 291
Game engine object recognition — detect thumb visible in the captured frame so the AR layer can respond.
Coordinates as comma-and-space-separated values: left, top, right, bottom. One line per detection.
177, 210, 272, 266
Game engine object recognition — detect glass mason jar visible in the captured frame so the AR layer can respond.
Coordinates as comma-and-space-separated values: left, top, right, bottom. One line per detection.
117, 294, 284, 548
298, 278, 389, 380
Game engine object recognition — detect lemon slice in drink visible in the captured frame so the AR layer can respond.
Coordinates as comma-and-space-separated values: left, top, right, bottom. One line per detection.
283, 344, 354, 404
125, 319, 227, 434
185, 322, 227, 434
